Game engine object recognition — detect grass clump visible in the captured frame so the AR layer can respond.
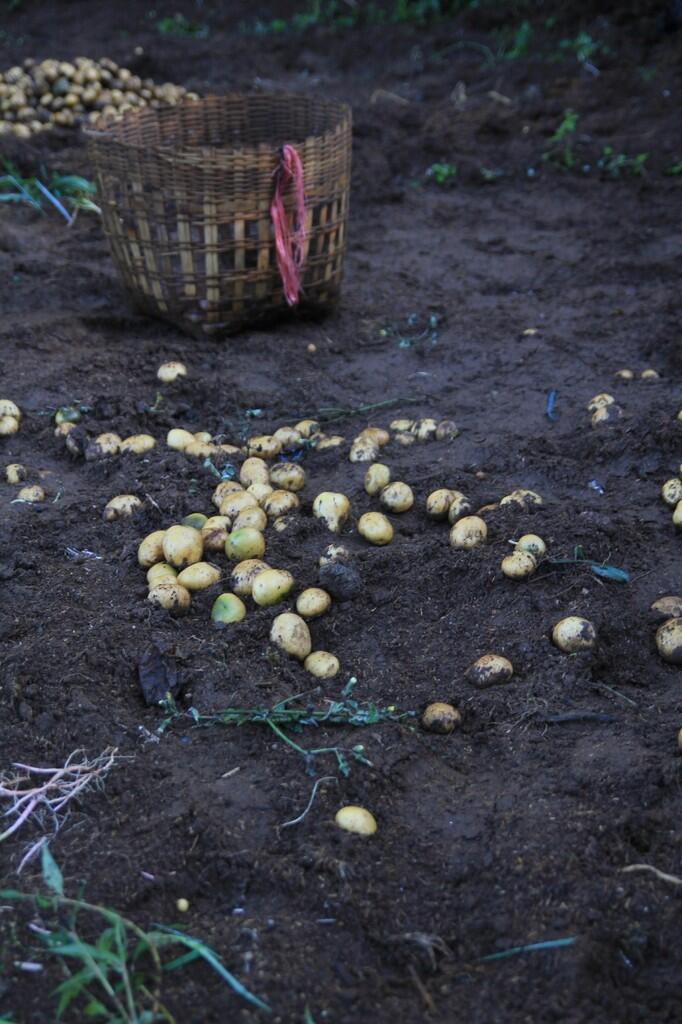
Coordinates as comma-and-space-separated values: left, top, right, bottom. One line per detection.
1, 847, 269, 1022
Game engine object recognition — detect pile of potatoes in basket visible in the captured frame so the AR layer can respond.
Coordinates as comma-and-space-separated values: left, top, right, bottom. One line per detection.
0, 57, 198, 137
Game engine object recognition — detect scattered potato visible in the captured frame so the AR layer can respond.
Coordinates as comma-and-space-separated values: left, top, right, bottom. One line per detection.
272, 515, 293, 533
390, 418, 413, 432
313, 491, 350, 533
182, 512, 208, 530
252, 568, 294, 607
380, 481, 413, 513
450, 515, 487, 549
247, 482, 274, 505
426, 488, 455, 520
651, 596, 682, 619
421, 702, 461, 733
316, 434, 345, 451
319, 544, 351, 566
614, 368, 634, 380
176, 898, 190, 913
552, 616, 596, 653
245, 435, 281, 459
269, 462, 306, 492
177, 562, 221, 591
591, 404, 623, 427
295, 419, 319, 439
231, 559, 269, 596
157, 361, 187, 384
335, 806, 377, 836
501, 550, 537, 579
225, 526, 266, 561
120, 434, 155, 454
220, 490, 258, 518
212, 480, 243, 507
54, 421, 77, 438
655, 618, 682, 664
661, 478, 682, 507
147, 562, 177, 587
138, 530, 166, 567
194, 431, 212, 444
436, 419, 459, 440
162, 524, 203, 568
349, 436, 379, 462
296, 587, 331, 619
364, 463, 391, 498
304, 651, 340, 678
263, 489, 300, 518
0, 399, 21, 419
104, 494, 141, 520
86, 432, 122, 459
358, 511, 393, 545
415, 418, 438, 441
148, 581, 191, 613
587, 393, 615, 412
0, 415, 20, 436
361, 427, 390, 447
500, 489, 543, 509
515, 534, 546, 559
270, 612, 311, 660
184, 440, 216, 458
466, 653, 513, 687
641, 368, 660, 380
5, 463, 26, 484
166, 428, 195, 452
240, 456, 269, 487
447, 492, 472, 523
233, 506, 267, 532
273, 426, 303, 450
17, 484, 45, 503
393, 431, 416, 447
211, 592, 246, 624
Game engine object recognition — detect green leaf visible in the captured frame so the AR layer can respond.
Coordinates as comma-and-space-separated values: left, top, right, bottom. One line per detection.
153, 925, 270, 1012
83, 999, 109, 1017
41, 846, 64, 896
590, 564, 629, 583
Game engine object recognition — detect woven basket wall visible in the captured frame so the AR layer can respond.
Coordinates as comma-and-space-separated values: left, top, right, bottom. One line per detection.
84, 93, 352, 336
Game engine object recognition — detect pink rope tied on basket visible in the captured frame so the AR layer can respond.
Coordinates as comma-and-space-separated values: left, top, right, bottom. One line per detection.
271, 144, 306, 306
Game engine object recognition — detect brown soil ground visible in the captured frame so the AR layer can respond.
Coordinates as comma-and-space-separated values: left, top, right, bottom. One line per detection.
1, 3, 681, 1022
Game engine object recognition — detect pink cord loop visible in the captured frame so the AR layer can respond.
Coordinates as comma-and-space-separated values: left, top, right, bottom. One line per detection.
270, 143, 306, 307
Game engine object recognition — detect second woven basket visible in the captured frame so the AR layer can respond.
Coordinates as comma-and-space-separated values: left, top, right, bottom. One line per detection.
85, 93, 352, 336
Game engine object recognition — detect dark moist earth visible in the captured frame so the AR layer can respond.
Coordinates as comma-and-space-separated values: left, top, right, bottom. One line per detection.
1, 3, 681, 1022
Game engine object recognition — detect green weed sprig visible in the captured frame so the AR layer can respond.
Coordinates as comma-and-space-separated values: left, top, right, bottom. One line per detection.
158, 694, 415, 776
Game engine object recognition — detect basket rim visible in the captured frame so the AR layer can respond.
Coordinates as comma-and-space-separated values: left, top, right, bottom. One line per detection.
83, 91, 352, 159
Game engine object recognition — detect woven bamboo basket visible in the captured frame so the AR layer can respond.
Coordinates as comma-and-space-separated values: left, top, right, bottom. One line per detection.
84, 93, 352, 336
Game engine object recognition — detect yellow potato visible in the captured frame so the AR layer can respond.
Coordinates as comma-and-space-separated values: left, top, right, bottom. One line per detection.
447, 492, 472, 523
147, 562, 177, 587
515, 534, 546, 559
335, 806, 377, 836
380, 482, 413, 513
357, 511, 393, 545
426, 488, 455, 520
655, 618, 682, 664
157, 361, 187, 383
312, 491, 350, 532
201, 516, 231, 551
466, 654, 513, 687
296, 588, 331, 619
304, 651, 340, 678
104, 494, 141, 520
219, 490, 258, 518
233, 506, 267, 532
269, 462, 306, 492
162, 525, 203, 568
138, 530, 166, 567
263, 489, 300, 518
5, 463, 26, 485
551, 616, 596, 653
364, 463, 391, 497
252, 568, 294, 607
177, 562, 221, 591
120, 433, 156, 454
148, 582, 191, 613
421, 702, 461, 733
245, 435, 281, 458
166, 428, 195, 452
450, 516, 487, 549
231, 558, 269, 596
270, 612, 311, 660
17, 484, 45, 503
501, 550, 537, 579
240, 456, 269, 487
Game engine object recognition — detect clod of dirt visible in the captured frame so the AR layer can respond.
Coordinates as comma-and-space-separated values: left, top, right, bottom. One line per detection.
137, 642, 179, 705
319, 560, 362, 601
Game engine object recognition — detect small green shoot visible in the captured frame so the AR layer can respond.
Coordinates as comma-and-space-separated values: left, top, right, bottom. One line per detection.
547, 545, 629, 583
425, 162, 457, 185
597, 147, 648, 178
558, 32, 609, 64
0, 163, 99, 222
157, 13, 209, 38
0, 848, 269, 1021
543, 110, 579, 170
500, 20, 533, 60
665, 160, 682, 176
